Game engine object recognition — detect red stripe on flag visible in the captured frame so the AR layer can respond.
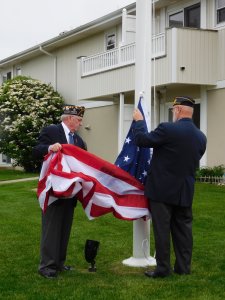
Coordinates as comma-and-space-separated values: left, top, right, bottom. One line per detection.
37, 144, 150, 220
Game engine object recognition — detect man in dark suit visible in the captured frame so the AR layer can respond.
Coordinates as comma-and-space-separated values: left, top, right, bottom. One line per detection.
133, 96, 207, 278
33, 105, 87, 279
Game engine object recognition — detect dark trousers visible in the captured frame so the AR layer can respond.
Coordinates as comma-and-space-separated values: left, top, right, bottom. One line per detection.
39, 198, 76, 271
150, 200, 193, 275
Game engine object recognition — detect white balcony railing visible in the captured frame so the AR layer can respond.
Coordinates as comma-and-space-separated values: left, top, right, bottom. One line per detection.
152, 32, 165, 58
81, 33, 165, 76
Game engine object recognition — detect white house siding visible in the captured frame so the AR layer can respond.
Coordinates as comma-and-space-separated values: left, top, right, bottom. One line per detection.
151, 27, 218, 87
22, 55, 55, 86
17, 23, 124, 103
176, 28, 218, 85
78, 104, 119, 163
165, 85, 200, 102
21, 31, 113, 102
218, 29, 225, 81
77, 64, 135, 100
207, 88, 225, 167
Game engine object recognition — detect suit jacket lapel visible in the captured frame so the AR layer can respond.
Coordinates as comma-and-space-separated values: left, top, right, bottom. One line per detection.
58, 124, 68, 144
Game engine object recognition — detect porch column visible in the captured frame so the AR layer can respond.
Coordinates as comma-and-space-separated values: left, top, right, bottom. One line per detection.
200, 86, 207, 166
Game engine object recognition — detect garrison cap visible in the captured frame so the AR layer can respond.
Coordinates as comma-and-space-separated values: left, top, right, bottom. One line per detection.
173, 96, 195, 107
63, 105, 85, 117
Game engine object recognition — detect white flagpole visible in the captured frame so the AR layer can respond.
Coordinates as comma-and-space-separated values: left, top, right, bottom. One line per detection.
122, 0, 156, 267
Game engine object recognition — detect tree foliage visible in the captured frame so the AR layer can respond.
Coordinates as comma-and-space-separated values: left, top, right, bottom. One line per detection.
0, 76, 64, 172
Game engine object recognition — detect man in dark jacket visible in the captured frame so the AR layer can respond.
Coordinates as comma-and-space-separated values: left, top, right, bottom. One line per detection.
133, 96, 207, 278
33, 105, 86, 279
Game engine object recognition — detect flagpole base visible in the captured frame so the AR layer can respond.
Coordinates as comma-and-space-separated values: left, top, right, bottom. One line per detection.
122, 256, 156, 267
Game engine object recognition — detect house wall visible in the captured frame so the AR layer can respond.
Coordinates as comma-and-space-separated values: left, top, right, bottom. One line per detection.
207, 88, 225, 167
77, 64, 135, 99
22, 55, 55, 86
20, 26, 122, 103
176, 28, 218, 84
78, 103, 119, 163
218, 28, 225, 80
153, 27, 218, 86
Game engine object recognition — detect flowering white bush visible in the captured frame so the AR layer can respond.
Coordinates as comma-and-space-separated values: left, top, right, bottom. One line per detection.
0, 76, 64, 171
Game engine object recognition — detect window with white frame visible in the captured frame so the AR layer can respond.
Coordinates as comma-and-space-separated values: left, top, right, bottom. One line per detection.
105, 33, 116, 50
16, 67, 21, 76
216, 0, 225, 24
2, 154, 11, 164
2, 71, 11, 82
169, 3, 200, 29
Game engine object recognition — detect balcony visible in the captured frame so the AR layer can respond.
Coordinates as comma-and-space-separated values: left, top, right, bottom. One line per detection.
77, 28, 218, 101
81, 33, 165, 76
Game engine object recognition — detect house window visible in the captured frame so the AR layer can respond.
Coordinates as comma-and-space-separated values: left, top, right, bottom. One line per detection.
169, 11, 183, 27
7, 72, 12, 80
2, 154, 11, 164
169, 3, 200, 29
16, 67, 21, 76
3, 71, 12, 82
2, 75, 7, 82
216, 0, 225, 24
106, 33, 116, 50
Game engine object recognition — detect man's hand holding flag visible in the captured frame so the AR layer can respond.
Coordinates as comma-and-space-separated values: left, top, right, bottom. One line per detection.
37, 143, 150, 220
115, 96, 151, 185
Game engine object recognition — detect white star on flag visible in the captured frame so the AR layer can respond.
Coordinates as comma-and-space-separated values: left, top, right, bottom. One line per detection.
125, 137, 132, 144
124, 155, 130, 162
37, 144, 150, 220
142, 170, 147, 177
114, 95, 152, 185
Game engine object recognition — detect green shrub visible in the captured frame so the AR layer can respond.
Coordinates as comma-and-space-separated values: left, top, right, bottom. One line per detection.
196, 165, 225, 178
0, 76, 64, 172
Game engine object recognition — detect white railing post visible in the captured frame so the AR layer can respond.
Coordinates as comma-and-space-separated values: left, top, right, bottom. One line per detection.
80, 33, 165, 76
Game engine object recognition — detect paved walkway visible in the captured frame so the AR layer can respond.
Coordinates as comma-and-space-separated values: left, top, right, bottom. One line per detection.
0, 177, 39, 185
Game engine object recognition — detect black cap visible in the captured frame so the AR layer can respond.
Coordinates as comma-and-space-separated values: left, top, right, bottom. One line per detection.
173, 96, 195, 107
63, 105, 85, 117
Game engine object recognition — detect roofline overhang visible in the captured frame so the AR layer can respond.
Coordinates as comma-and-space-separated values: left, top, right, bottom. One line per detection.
0, 2, 136, 68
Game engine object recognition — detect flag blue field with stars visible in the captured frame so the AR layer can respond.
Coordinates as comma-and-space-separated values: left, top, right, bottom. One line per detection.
115, 97, 151, 185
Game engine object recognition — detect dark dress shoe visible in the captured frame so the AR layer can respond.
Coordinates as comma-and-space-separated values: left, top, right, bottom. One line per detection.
145, 270, 169, 278
38, 269, 57, 279
174, 269, 190, 275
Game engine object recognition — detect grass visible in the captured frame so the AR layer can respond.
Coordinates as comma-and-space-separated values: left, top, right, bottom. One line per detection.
0, 178, 225, 300
0, 168, 38, 181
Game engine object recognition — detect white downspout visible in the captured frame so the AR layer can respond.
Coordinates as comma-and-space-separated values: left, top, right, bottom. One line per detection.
39, 46, 57, 90
118, 93, 124, 153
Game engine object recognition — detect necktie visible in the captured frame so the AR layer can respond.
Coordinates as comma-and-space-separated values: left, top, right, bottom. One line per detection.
68, 132, 74, 144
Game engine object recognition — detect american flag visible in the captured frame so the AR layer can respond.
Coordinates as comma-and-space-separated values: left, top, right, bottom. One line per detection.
37, 144, 150, 220
115, 96, 151, 184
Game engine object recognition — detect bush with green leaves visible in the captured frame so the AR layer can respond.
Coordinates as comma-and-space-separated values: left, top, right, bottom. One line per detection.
196, 165, 225, 178
0, 76, 64, 172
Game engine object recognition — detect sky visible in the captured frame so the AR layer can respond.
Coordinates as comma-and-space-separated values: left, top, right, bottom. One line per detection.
0, 0, 134, 60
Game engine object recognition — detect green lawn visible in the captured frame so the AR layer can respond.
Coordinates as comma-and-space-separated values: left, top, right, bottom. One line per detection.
0, 169, 38, 181
0, 180, 224, 300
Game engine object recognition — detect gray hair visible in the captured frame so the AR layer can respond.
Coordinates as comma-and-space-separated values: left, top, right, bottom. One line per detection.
61, 114, 70, 121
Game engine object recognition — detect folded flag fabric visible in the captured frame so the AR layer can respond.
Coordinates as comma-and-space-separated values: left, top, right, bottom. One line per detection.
37, 144, 150, 220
